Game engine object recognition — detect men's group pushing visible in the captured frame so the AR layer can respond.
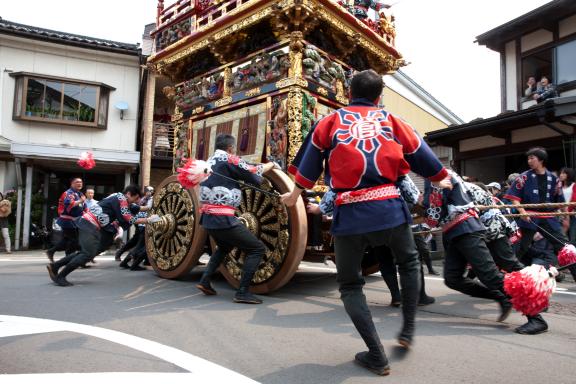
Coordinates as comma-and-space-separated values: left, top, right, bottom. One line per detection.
45, 70, 573, 377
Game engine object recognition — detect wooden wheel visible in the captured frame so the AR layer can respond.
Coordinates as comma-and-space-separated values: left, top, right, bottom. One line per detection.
146, 175, 207, 279
216, 169, 307, 294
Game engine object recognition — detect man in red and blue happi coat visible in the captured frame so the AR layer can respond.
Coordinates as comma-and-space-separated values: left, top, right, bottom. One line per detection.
282, 70, 449, 376
46, 177, 86, 262
195, 134, 276, 304
503, 147, 576, 281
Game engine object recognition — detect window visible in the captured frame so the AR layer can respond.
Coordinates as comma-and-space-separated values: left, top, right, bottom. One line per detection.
11, 73, 113, 129
520, 38, 576, 99
557, 39, 576, 85
521, 48, 553, 94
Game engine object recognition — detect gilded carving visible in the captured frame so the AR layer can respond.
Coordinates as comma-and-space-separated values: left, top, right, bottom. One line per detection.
214, 96, 232, 107
171, 105, 183, 122
317, 87, 328, 96
162, 86, 176, 99
287, 87, 303, 164
245, 87, 262, 97
288, 31, 304, 79
222, 67, 232, 98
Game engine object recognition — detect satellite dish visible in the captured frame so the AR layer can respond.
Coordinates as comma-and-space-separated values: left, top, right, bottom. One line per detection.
114, 101, 129, 119
115, 101, 129, 111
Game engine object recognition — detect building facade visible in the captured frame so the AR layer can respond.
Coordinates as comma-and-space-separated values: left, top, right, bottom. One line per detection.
0, 19, 142, 249
426, 0, 576, 183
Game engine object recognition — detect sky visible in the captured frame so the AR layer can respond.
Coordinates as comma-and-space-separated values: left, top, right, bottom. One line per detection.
1, 0, 552, 123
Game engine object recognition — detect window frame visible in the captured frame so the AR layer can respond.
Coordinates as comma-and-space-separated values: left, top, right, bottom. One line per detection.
10, 72, 115, 129
519, 36, 576, 99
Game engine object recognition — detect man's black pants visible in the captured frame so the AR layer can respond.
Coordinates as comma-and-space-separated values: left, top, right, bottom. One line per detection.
444, 232, 506, 302
203, 224, 266, 289
335, 223, 420, 360
54, 219, 114, 271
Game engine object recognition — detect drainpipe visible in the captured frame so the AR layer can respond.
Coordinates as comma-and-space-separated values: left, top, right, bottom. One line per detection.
14, 158, 22, 251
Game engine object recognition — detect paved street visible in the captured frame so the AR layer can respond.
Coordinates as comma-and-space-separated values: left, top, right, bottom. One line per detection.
1, 250, 575, 384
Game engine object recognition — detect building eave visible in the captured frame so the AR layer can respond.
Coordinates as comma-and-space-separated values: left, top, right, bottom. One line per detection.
425, 96, 576, 146
475, 0, 576, 51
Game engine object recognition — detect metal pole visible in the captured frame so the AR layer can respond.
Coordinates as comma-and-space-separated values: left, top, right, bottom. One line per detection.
42, 172, 49, 227
22, 163, 33, 249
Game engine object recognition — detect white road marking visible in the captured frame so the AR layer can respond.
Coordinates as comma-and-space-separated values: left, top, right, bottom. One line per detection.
0, 315, 258, 383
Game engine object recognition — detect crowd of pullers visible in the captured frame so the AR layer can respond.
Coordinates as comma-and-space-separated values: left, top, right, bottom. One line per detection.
43, 68, 576, 377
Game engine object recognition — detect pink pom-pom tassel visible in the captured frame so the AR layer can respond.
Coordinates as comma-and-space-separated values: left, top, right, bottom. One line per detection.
176, 158, 212, 189
77, 151, 96, 170
558, 244, 576, 266
503, 265, 556, 316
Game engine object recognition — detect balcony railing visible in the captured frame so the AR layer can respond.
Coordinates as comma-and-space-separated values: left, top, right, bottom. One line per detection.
152, 122, 175, 159
154, 0, 397, 53
154, 0, 257, 52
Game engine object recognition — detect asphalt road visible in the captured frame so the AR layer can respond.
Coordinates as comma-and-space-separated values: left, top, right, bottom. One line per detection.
1, 250, 575, 384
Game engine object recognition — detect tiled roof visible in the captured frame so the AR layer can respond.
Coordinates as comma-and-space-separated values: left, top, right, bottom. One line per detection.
0, 17, 140, 55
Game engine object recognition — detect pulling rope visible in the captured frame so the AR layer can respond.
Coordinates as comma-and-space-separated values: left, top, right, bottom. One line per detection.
476, 202, 576, 210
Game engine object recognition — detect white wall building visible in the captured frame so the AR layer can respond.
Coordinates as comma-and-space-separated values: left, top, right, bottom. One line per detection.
0, 18, 142, 249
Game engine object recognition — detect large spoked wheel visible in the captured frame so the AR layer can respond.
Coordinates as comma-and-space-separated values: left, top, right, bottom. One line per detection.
146, 175, 207, 279
216, 169, 307, 294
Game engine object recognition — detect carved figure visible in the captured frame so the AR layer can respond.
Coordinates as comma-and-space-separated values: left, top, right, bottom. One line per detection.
301, 93, 317, 140
268, 98, 288, 169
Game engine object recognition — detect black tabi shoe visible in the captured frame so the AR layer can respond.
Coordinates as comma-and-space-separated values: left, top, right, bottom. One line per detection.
196, 282, 217, 296
515, 315, 548, 335
233, 291, 263, 304
498, 298, 513, 322
55, 276, 73, 287
428, 269, 440, 276
418, 296, 435, 306
46, 264, 58, 283
389, 300, 401, 308
354, 351, 391, 376
130, 265, 146, 271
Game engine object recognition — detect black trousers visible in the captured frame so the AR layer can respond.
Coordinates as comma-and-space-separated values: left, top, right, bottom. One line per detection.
129, 227, 148, 267
49, 227, 79, 256
517, 220, 576, 279
487, 236, 524, 272
203, 224, 266, 290
414, 234, 434, 273
444, 232, 507, 302
517, 220, 566, 262
54, 219, 114, 271
335, 223, 420, 359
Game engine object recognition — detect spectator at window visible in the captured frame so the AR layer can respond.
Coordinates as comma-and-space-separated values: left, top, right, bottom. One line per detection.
524, 76, 538, 98
533, 76, 558, 103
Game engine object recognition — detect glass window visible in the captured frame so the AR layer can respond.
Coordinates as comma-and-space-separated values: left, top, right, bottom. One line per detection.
557, 39, 576, 85
26, 78, 46, 117
44, 81, 63, 119
13, 74, 109, 128
78, 85, 97, 123
521, 48, 553, 98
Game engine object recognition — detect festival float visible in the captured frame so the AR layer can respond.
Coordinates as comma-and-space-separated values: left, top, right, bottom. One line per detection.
145, 0, 405, 293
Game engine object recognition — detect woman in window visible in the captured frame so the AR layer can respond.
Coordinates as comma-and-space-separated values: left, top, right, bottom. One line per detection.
533, 76, 558, 103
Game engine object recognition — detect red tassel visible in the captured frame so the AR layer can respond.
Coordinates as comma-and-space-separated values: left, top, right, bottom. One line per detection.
558, 244, 576, 266
77, 151, 96, 170
176, 158, 212, 189
503, 265, 556, 316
